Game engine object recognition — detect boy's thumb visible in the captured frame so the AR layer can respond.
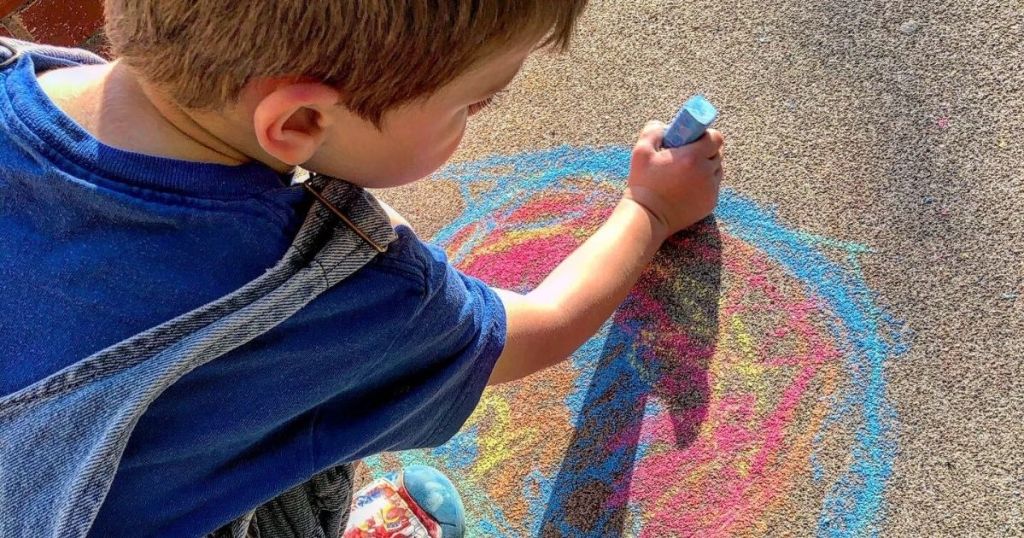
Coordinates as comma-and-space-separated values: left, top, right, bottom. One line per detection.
635, 120, 667, 154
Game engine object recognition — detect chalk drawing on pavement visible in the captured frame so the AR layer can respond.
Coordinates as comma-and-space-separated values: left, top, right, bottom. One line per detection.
364, 146, 908, 538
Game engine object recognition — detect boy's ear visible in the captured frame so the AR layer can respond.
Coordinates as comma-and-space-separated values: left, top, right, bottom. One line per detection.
252, 82, 340, 166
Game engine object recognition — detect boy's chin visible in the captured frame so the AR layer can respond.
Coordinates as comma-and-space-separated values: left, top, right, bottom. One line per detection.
304, 141, 458, 189
303, 167, 430, 190
369, 171, 436, 189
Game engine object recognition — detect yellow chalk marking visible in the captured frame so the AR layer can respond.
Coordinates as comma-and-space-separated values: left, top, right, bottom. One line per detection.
471, 392, 541, 479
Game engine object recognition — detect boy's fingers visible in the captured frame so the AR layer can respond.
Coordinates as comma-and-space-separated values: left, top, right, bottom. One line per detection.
666, 128, 724, 160
635, 122, 723, 175
691, 129, 724, 158
636, 120, 667, 151
707, 129, 725, 149
702, 154, 722, 175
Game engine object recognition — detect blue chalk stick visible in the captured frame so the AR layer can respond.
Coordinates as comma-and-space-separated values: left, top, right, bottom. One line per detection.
662, 95, 718, 149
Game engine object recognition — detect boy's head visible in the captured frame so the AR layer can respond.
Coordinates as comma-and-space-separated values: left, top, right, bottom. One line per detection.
104, 1, 588, 187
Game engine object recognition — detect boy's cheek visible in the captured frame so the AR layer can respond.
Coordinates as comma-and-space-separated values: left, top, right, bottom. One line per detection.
308, 111, 466, 187
441, 121, 466, 160
395, 133, 465, 186
399, 114, 467, 181
427, 121, 467, 172
356, 139, 461, 187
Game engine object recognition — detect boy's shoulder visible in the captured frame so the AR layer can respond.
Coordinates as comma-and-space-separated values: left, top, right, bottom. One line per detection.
368, 223, 466, 296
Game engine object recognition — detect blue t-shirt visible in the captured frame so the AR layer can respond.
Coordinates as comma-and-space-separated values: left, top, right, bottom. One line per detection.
0, 49, 506, 536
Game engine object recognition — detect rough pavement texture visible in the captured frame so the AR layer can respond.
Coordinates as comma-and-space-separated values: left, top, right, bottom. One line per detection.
362, 1, 1024, 536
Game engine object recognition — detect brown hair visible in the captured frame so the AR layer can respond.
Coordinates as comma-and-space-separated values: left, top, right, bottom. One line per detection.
105, 0, 587, 123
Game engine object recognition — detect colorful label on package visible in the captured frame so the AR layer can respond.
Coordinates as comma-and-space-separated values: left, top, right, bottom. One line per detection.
344, 478, 442, 538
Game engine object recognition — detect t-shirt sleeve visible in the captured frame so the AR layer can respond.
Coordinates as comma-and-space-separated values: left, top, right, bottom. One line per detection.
394, 237, 507, 447
308, 229, 508, 465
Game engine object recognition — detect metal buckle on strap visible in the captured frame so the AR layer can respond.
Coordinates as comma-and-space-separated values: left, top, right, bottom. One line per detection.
302, 177, 387, 253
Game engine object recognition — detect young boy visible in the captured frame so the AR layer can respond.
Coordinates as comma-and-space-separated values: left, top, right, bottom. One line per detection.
0, 1, 723, 536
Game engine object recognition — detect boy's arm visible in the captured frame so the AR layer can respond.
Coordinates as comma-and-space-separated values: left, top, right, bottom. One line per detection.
488, 122, 724, 385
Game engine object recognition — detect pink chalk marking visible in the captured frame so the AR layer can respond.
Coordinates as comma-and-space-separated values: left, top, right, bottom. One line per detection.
503, 192, 605, 225
459, 191, 616, 288
462, 234, 581, 289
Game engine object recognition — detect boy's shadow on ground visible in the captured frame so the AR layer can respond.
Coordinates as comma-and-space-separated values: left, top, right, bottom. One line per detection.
538, 217, 722, 538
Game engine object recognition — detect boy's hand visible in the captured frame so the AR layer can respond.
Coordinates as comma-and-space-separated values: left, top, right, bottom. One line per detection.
623, 121, 725, 238
487, 121, 725, 386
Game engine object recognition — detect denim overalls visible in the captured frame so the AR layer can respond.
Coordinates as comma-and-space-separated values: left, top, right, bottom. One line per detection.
0, 38, 396, 538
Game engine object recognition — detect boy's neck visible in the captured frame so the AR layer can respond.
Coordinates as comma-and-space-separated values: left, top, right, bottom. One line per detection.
36, 60, 289, 173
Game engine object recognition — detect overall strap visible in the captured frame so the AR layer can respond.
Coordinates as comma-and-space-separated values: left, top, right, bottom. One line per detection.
0, 176, 397, 538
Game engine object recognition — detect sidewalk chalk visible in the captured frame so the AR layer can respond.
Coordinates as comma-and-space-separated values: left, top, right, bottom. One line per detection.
663, 95, 718, 149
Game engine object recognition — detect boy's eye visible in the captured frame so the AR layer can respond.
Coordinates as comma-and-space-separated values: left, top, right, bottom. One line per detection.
467, 97, 494, 116
468, 90, 508, 116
